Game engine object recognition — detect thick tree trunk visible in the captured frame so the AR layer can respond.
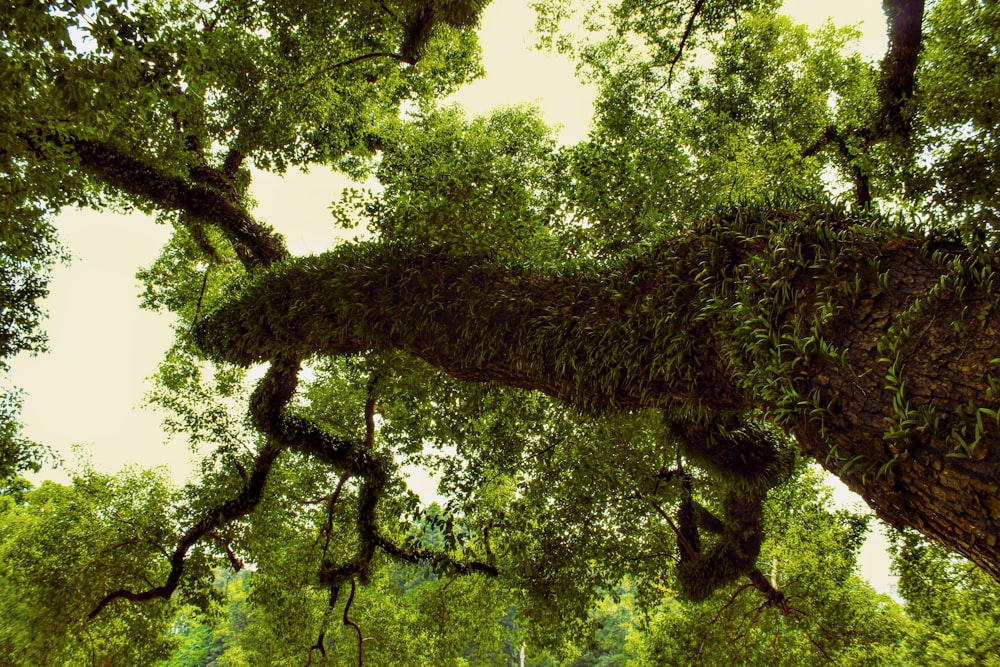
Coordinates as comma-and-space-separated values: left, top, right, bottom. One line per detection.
798, 240, 1000, 579
196, 209, 1000, 579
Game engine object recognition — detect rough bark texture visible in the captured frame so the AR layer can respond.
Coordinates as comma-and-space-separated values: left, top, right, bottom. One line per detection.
195, 209, 1000, 580
803, 242, 1000, 577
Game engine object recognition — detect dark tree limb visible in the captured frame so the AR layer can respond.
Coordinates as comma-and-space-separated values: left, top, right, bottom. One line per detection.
91, 350, 496, 619
221, 148, 244, 178
70, 139, 288, 269
667, 0, 706, 87
878, 0, 925, 140
330, 51, 409, 70
746, 568, 787, 613
297, 52, 411, 90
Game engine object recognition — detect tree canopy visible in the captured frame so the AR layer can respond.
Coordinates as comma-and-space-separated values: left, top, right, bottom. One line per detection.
4, 0, 1000, 663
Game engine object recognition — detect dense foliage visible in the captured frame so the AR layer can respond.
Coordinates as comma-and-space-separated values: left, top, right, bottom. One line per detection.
5, 0, 1000, 664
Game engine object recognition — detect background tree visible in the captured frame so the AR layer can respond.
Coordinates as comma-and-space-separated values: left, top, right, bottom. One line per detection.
890, 529, 1000, 665
0, 468, 183, 665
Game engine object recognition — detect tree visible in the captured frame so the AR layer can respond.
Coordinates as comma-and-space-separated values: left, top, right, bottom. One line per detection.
890, 528, 1000, 665
0, 468, 182, 665
5, 0, 1000, 660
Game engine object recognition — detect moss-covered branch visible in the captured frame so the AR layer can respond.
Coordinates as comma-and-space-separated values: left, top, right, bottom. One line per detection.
194, 206, 1000, 579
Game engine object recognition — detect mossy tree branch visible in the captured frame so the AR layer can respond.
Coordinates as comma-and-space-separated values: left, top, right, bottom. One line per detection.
194, 206, 1000, 580
70, 139, 288, 270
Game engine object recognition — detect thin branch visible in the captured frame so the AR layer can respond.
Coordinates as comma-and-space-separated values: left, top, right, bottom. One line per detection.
647, 497, 697, 560
709, 582, 754, 626
364, 376, 378, 449
191, 264, 211, 332
376, 0, 403, 23
805, 630, 834, 662
89, 442, 282, 618
802, 126, 872, 208
343, 579, 364, 667
667, 0, 706, 87
209, 531, 244, 571
305, 630, 326, 666
319, 473, 352, 559
298, 52, 409, 90
331, 51, 408, 69
373, 532, 499, 576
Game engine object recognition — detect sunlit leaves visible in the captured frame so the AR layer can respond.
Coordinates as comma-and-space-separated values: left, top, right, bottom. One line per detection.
912, 0, 1000, 237
356, 104, 565, 260
890, 528, 1000, 665
0, 389, 51, 483
0, 469, 182, 665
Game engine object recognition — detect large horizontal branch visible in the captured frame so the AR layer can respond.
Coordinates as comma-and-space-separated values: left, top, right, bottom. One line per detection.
194, 237, 748, 413
194, 207, 1000, 579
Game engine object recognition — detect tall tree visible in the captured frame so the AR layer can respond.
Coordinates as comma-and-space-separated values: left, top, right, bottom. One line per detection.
5, 0, 1000, 657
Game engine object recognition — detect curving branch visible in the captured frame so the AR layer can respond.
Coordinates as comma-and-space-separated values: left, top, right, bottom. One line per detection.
92, 349, 495, 619
343, 579, 365, 667
329, 52, 409, 69
89, 441, 282, 618
296, 52, 411, 90
209, 531, 245, 571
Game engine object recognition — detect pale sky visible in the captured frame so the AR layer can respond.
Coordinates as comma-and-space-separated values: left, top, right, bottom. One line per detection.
8, 0, 893, 589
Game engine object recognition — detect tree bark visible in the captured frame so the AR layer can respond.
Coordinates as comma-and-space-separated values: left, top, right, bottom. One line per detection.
195, 209, 1000, 579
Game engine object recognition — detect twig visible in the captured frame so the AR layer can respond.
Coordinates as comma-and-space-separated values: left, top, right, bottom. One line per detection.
667, 0, 706, 87
344, 579, 364, 667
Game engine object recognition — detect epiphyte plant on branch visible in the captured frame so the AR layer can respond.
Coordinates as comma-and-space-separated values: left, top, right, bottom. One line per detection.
4, 0, 1000, 661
